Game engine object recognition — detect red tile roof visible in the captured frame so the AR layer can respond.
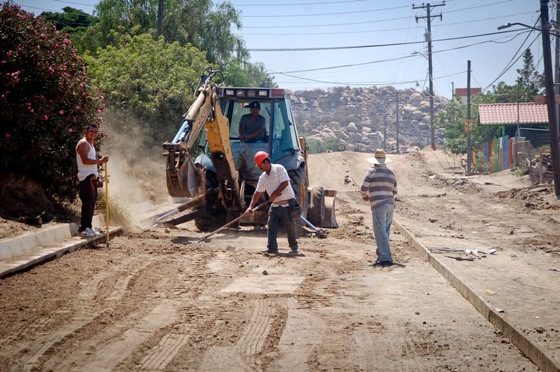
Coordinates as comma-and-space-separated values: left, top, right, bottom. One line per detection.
478, 103, 549, 125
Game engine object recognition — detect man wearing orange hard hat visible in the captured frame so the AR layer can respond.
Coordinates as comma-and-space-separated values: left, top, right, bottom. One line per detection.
245, 151, 300, 256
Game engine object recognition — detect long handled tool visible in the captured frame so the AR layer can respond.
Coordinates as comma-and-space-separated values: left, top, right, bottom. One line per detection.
196, 201, 269, 243
300, 215, 328, 239
104, 162, 110, 248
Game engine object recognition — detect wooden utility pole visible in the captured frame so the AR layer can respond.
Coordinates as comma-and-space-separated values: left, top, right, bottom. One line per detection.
414, 2, 444, 150
540, 0, 560, 199
157, 0, 164, 36
466, 60, 472, 176
396, 91, 400, 154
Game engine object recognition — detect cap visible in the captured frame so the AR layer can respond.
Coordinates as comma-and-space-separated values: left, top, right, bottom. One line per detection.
247, 101, 261, 109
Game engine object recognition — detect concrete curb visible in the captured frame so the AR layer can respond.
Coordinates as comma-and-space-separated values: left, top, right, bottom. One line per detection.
393, 218, 560, 372
0, 215, 123, 280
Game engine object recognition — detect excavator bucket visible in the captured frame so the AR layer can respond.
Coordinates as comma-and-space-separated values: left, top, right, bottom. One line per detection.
322, 189, 338, 228
307, 187, 338, 229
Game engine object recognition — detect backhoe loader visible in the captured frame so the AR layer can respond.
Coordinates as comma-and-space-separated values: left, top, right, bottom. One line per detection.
162, 67, 337, 231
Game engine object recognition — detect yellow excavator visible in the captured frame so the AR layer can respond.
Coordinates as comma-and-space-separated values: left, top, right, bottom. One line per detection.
161, 67, 337, 233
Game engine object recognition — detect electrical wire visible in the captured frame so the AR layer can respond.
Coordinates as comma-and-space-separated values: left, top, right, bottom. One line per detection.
247, 29, 528, 52
481, 17, 542, 92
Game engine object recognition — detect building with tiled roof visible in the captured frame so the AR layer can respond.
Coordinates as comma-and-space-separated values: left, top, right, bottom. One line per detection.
455, 88, 481, 104
478, 103, 548, 126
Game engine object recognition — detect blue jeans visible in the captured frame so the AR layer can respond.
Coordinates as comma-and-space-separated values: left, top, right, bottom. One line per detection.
267, 205, 298, 253
371, 202, 395, 262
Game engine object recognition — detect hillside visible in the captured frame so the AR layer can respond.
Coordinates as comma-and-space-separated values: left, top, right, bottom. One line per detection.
292, 86, 449, 152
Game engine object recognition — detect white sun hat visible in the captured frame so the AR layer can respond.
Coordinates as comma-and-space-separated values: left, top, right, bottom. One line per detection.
367, 148, 392, 164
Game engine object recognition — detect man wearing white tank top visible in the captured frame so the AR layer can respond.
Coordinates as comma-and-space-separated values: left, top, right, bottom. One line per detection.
76, 124, 108, 237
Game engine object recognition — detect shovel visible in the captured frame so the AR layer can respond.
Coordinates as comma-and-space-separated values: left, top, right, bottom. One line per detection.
104, 162, 110, 248
196, 201, 269, 243
300, 216, 328, 239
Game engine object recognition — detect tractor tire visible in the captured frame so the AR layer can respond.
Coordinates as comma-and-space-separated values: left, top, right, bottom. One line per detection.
307, 186, 325, 227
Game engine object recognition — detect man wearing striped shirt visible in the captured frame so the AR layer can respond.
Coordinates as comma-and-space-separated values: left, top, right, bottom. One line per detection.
360, 149, 398, 267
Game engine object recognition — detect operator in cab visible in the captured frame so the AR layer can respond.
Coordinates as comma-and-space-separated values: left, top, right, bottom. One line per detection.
239, 101, 266, 142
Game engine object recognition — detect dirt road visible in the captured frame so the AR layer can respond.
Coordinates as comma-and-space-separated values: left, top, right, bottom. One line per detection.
1, 149, 559, 371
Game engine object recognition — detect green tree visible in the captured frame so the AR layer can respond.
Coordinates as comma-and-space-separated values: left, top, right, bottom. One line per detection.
84, 33, 210, 146
516, 48, 544, 100
86, 0, 245, 66
223, 61, 276, 87
0, 4, 104, 201
437, 99, 498, 155
39, 7, 98, 54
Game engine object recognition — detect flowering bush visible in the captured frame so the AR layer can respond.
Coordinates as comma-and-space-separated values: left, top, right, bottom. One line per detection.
0, 4, 104, 201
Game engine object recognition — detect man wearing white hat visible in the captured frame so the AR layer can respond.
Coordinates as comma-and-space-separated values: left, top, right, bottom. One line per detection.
360, 149, 398, 267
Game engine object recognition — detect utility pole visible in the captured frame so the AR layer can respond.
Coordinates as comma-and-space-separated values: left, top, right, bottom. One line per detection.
554, 2, 560, 136
466, 60, 472, 176
157, 0, 164, 36
382, 114, 388, 151
396, 91, 400, 154
541, 0, 560, 199
414, 2, 444, 150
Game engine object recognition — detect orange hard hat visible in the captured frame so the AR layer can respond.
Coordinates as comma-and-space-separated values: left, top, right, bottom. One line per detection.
254, 151, 269, 166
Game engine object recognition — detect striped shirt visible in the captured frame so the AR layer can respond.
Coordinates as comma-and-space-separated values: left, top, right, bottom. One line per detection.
360, 165, 397, 209
256, 163, 294, 207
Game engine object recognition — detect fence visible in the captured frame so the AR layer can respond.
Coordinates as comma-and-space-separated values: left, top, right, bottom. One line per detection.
476, 128, 552, 183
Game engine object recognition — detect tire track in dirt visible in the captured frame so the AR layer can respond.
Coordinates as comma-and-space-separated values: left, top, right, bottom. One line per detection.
21, 255, 143, 371
139, 329, 190, 370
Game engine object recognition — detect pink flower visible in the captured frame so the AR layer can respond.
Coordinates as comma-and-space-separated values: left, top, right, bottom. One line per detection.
5, 133, 10, 138
59, 110, 64, 115
67, 128, 73, 133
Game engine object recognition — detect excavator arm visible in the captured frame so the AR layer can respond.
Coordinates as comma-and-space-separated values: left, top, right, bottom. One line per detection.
163, 67, 242, 215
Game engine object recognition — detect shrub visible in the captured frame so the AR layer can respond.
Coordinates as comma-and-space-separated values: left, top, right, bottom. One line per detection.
0, 4, 104, 202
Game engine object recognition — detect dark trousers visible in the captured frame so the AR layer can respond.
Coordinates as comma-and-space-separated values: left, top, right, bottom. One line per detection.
267, 205, 298, 253
79, 174, 97, 231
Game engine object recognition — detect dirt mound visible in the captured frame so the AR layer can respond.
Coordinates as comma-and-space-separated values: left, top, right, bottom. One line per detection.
496, 185, 560, 210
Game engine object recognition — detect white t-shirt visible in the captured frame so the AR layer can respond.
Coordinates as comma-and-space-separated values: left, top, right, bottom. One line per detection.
76, 139, 98, 181
256, 163, 294, 206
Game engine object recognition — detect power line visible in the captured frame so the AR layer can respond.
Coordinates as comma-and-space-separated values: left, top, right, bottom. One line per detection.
277, 33, 528, 75
238, 0, 513, 18
235, 11, 533, 35
240, 5, 409, 18
247, 29, 527, 52
481, 30, 541, 91
271, 69, 466, 87
233, 0, 367, 6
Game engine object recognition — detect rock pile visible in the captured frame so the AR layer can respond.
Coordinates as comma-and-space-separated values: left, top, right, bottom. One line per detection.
291, 85, 449, 152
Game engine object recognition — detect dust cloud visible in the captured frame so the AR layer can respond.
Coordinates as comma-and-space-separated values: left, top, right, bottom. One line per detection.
98, 111, 170, 228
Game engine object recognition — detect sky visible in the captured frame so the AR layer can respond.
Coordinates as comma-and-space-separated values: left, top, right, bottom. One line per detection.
13, 0, 551, 99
